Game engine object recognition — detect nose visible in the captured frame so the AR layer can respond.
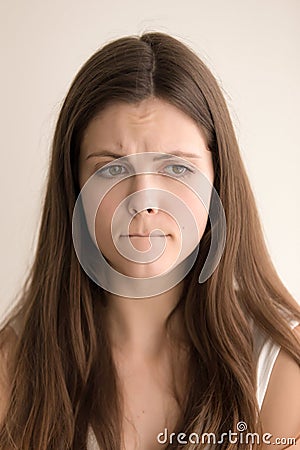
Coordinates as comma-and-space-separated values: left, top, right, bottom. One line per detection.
127, 175, 159, 217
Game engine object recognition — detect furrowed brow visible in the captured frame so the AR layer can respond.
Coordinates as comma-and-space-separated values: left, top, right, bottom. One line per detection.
85, 151, 125, 160
85, 149, 202, 160
152, 151, 202, 160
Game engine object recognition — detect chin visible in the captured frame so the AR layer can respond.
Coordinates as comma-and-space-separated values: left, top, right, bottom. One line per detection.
112, 258, 178, 279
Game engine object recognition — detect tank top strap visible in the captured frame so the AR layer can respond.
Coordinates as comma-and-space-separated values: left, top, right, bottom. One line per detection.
254, 317, 299, 411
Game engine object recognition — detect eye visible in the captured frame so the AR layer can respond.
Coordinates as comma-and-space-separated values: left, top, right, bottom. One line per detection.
162, 164, 194, 177
96, 164, 128, 178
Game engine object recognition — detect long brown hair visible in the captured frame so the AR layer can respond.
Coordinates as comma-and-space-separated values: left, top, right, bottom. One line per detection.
1, 31, 300, 450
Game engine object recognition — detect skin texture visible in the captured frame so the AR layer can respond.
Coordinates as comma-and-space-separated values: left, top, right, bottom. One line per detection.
79, 97, 214, 279
78, 97, 215, 448
78, 96, 215, 355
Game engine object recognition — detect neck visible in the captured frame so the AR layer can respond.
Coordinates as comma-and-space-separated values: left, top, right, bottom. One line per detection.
103, 281, 186, 360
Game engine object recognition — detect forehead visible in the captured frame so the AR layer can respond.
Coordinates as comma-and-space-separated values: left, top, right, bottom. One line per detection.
80, 97, 209, 158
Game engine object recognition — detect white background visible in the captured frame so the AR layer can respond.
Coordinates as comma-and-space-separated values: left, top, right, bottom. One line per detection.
1, 0, 299, 319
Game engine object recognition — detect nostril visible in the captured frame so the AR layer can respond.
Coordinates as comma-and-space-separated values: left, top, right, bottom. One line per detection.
147, 208, 158, 214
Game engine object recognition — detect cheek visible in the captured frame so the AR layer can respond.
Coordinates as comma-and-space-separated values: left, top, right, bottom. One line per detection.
193, 199, 210, 230
94, 193, 118, 246
181, 191, 209, 247
166, 174, 211, 239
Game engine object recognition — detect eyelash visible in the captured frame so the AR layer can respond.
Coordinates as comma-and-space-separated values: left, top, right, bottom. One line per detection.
95, 163, 195, 179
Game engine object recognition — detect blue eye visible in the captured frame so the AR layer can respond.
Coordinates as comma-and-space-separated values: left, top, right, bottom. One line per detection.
95, 162, 194, 179
162, 164, 193, 177
96, 164, 128, 178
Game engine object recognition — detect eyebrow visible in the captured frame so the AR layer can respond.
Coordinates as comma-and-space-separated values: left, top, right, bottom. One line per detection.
85, 150, 202, 160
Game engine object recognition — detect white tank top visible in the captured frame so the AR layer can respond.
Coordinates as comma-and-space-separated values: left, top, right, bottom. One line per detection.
253, 317, 299, 411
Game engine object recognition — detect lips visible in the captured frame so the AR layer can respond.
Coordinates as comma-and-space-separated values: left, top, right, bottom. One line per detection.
121, 232, 170, 237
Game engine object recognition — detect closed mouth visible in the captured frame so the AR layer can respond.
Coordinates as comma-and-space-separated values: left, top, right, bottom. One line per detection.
121, 234, 171, 238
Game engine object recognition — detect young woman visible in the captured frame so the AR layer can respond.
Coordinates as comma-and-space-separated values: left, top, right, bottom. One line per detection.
0, 32, 299, 450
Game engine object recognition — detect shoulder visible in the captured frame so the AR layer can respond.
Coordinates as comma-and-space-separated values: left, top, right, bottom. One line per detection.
260, 324, 300, 449
0, 325, 18, 423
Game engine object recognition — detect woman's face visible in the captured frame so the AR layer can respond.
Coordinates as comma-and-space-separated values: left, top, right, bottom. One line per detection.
78, 97, 214, 279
